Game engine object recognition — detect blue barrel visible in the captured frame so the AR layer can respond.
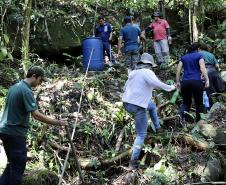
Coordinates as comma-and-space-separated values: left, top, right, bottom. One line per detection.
82, 37, 104, 71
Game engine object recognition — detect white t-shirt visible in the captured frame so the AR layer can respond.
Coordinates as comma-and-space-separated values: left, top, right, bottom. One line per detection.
122, 68, 175, 108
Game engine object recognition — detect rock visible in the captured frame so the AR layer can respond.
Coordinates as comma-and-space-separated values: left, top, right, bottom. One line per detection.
0, 144, 7, 173
194, 156, 221, 182
22, 169, 58, 185
220, 71, 226, 83
207, 102, 226, 120
214, 128, 226, 145
199, 123, 217, 138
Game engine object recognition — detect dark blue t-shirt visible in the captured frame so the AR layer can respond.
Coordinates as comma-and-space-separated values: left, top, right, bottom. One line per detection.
95, 22, 112, 42
119, 24, 141, 53
181, 52, 203, 81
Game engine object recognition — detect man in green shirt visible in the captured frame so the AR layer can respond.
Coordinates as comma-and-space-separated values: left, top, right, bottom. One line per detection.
0, 66, 67, 185
200, 44, 225, 107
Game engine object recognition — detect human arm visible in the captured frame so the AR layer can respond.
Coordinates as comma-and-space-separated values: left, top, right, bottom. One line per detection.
108, 24, 113, 41
144, 70, 175, 91
199, 58, 209, 88
31, 110, 67, 126
176, 61, 183, 89
109, 32, 113, 42
117, 36, 123, 56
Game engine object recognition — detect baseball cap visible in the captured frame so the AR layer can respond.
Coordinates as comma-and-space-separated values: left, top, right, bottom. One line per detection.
140, 53, 157, 67
27, 66, 50, 82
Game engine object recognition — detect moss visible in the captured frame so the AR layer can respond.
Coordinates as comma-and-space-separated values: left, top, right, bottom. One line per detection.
22, 169, 58, 185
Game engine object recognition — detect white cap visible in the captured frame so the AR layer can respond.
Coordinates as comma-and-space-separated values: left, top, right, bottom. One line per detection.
140, 53, 157, 67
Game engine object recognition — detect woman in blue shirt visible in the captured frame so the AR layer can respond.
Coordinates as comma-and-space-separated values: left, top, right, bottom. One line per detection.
176, 43, 209, 122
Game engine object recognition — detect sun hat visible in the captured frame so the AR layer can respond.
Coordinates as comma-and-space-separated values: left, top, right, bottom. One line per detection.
140, 53, 157, 67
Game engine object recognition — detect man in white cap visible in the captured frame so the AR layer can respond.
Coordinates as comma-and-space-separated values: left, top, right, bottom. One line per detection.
122, 53, 175, 169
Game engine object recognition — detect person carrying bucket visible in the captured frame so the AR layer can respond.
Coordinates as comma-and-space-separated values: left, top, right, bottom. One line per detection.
95, 15, 116, 66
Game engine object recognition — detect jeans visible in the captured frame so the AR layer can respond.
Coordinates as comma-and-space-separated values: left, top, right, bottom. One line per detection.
124, 51, 140, 70
147, 100, 160, 129
153, 39, 170, 64
123, 102, 148, 161
179, 80, 203, 122
103, 42, 115, 63
206, 65, 225, 107
0, 133, 27, 185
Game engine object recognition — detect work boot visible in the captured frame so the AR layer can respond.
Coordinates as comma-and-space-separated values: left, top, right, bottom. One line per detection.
156, 127, 164, 133
128, 160, 139, 170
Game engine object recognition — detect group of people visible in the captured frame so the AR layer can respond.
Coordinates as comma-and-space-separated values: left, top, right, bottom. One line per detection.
96, 13, 224, 169
95, 11, 171, 69
0, 11, 225, 185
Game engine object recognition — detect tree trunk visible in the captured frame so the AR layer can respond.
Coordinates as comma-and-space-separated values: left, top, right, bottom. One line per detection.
189, 0, 193, 43
159, 0, 166, 19
200, 0, 205, 37
21, 0, 32, 76
192, 0, 199, 42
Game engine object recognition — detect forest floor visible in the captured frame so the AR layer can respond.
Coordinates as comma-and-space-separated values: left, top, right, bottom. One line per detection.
1, 59, 226, 185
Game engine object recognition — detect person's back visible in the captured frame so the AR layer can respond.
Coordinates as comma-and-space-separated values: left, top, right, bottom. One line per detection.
199, 50, 218, 65
181, 52, 202, 81
120, 24, 140, 53
0, 80, 37, 137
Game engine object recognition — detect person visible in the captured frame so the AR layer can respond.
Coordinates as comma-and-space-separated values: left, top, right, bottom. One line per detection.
95, 15, 116, 66
0, 66, 67, 185
176, 43, 209, 123
141, 11, 172, 67
147, 99, 162, 133
122, 53, 175, 169
200, 44, 225, 107
118, 16, 143, 72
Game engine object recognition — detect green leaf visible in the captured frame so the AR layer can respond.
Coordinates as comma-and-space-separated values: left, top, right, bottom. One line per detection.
3, 34, 9, 45
1, 47, 7, 57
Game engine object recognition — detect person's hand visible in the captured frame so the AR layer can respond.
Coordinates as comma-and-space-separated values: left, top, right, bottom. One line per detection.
176, 82, 181, 89
168, 36, 172, 44
205, 80, 209, 88
171, 84, 176, 91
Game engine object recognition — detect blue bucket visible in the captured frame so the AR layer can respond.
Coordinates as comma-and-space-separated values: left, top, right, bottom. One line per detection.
82, 37, 104, 71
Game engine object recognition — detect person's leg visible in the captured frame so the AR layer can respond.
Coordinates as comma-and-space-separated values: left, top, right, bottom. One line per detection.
147, 100, 160, 129
153, 41, 164, 64
123, 103, 148, 167
103, 42, 115, 64
0, 133, 27, 185
192, 80, 204, 122
160, 39, 170, 64
131, 52, 140, 70
180, 81, 192, 121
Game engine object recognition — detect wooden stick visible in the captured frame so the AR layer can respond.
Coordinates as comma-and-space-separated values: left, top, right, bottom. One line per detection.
115, 126, 126, 152
65, 126, 84, 183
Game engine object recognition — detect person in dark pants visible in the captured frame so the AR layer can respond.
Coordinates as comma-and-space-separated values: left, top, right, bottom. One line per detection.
95, 16, 116, 66
200, 44, 225, 107
0, 66, 67, 185
176, 43, 209, 122
118, 16, 144, 73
